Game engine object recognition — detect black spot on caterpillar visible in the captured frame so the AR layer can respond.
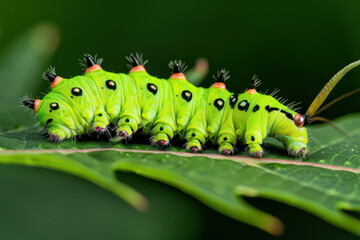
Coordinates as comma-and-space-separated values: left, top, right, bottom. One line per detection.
106, 80, 116, 90
72, 87, 82, 96
229, 94, 238, 109
50, 102, 59, 110
181, 90, 192, 102
214, 98, 225, 111
238, 100, 249, 112
147, 83, 157, 95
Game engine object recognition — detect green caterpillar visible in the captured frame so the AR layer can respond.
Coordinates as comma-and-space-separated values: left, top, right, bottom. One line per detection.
22, 54, 360, 157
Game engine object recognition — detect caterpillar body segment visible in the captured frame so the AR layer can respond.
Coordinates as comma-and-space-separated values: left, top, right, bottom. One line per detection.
24, 55, 360, 158
233, 92, 308, 157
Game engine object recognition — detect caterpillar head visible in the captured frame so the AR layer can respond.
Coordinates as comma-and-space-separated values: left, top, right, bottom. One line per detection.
22, 97, 78, 141
293, 114, 310, 128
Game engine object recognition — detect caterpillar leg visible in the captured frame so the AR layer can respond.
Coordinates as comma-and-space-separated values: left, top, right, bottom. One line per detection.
218, 133, 236, 155
92, 109, 110, 134
185, 129, 205, 153
48, 126, 69, 142
150, 123, 174, 148
277, 136, 309, 157
245, 132, 264, 158
116, 116, 138, 140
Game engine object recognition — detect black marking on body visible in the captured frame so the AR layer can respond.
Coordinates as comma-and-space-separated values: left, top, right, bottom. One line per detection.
182, 90, 192, 102
229, 94, 238, 109
238, 100, 250, 112
43, 119, 53, 129
191, 133, 196, 137
50, 102, 59, 110
265, 105, 294, 120
147, 83, 158, 95
251, 136, 255, 141
253, 105, 260, 112
223, 137, 227, 141
71, 87, 82, 96
214, 98, 225, 111
125, 118, 130, 123
106, 80, 116, 90
160, 127, 163, 131
98, 114, 102, 117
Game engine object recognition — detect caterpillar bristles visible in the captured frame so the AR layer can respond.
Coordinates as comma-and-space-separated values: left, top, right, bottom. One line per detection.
21, 99, 35, 110
168, 60, 188, 73
126, 53, 148, 69
42, 66, 57, 82
79, 53, 103, 71
270, 88, 280, 97
213, 69, 230, 82
250, 75, 262, 89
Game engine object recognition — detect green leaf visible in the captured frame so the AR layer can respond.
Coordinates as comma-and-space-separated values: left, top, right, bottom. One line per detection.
0, 113, 360, 236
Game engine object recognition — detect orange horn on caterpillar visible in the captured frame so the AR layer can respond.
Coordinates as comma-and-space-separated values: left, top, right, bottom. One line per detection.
169, 60, 187, 80
42, 67, 63, 88
22, 99, 41, 112
127, 53, 147, 73
85, 54, 103, 73
45, 72, 64, 88
211, 69, 229, 89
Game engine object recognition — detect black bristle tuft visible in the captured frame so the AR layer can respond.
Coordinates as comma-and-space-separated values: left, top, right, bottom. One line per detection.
173, 63, 181, 73
213, 69, 230, 82
168, 60, 188, 73
22, 99, 35, 109
217, 72, 225, 83
85, 55, 96, 67
78, 54, 103, 71
125, 53, 148, 69
44, 72, 56, 83
131, 55, 140, 66
42, 66, 57, 82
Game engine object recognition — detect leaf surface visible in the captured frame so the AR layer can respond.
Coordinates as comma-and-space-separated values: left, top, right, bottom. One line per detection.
0, 114, 360, 236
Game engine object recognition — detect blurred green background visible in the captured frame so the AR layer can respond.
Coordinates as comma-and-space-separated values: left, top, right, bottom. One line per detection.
1, 0, 360, 239
2, 0, 360, 119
